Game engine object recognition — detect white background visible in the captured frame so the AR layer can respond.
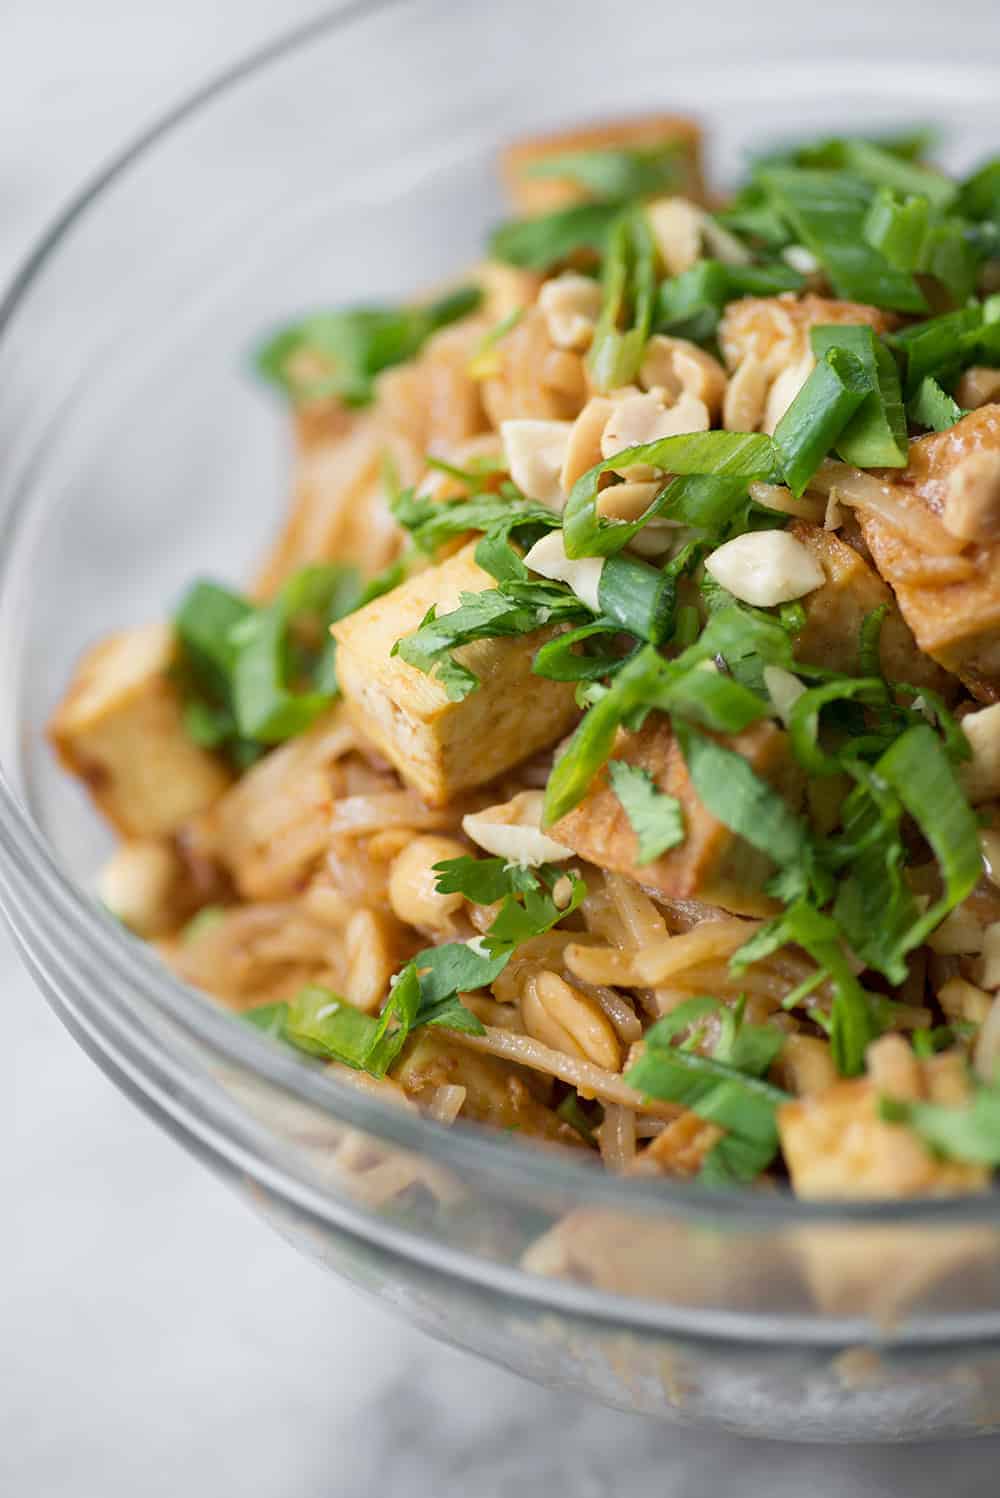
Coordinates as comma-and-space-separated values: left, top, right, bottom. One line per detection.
4, 3, 1000, 1494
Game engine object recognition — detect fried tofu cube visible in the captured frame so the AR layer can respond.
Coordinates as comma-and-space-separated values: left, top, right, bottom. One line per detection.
331, 543, 578, 806
778, 1076, 988, 1200
858, 408, 1000, 700
500, 112, 706, 216
789, 520, 953, 691
552, 717, 804, 917
49, 623, 231, 838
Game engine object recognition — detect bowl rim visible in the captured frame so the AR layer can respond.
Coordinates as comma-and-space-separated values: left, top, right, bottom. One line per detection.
3, 1, 1000, 1251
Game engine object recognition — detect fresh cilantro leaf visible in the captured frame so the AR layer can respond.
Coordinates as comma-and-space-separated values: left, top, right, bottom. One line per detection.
607, 759, 685, 864
731, 901, 878, 1078
432, 856, 541, 905
391, 490, 559, 557
393, 583, 588, 701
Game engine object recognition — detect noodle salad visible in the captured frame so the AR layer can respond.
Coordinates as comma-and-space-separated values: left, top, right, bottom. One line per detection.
51, 114, 1000, 1199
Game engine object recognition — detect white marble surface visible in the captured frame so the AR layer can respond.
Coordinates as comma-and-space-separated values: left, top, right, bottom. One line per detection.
5, 4, 1000, 1494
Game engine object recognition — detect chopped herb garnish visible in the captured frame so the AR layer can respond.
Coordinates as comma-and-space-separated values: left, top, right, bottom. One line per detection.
431, 857, 586, 953
626, 997, 789, 1184
772, 345, 869, 497
563, 431, 780, 559
757, 167, 929, 312
655, 259, 805, 344
176, 560, 402, 763
392, 580, 589, 701
257, 285, 481, 405
879, 1080, 1000, 1167
607, 759, 685, 864
588, 207, 658, 391
908, 374, 966, 432
809, 324, 908, 468
489, 200, 622, 271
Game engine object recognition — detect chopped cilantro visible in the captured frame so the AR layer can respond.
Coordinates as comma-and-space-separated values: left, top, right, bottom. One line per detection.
607, 759, 685, 864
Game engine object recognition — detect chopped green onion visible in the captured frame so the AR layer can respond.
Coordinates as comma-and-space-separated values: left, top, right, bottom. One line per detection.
872, 724, 982, 944
597, 554, 676, 645
626, 999, 789, 1184
772, 346, 869, 497
532, 621, 632, 683
858, 603, 889, 678
563, 432, 779, 558
556, 1090, 602, 1141
654, 259, 805, 344
588, 208, 657, 391
230, 565, 367, 742
838, 139, 956, 211
809, 324, 908, 468
863, 188, 931, 271
732, 901, 878, 1077
759, 168, 928, 312
893, 304, 984, 393
957, 158, 1000, 222
787, 677, 889, 776
543, 647, 664, 824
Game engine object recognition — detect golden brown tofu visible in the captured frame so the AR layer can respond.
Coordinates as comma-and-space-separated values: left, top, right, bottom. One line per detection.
394, 1030, 579, 1146
500, 112, 705, 216
857, 407, 1000, 700
719, 293, 897, 375
331, 544, 578, 806
552, 717, 804, 918
778, 1075, 988, 1200
50, 623, 231, 839
789, 520, 954, 692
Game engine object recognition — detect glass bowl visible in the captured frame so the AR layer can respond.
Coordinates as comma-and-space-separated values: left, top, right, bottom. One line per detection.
3, 0, 1000, 1442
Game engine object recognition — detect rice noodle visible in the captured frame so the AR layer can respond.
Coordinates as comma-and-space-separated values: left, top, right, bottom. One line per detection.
749, 481, 826, 523
629, 918, 759, 985
597, 1104, 637, 1170
605, 872, 669, 949
425, 1084, 468, 1124
583, 984, 644, 1045
889, 553, 980, 586
808, 463, 967, 556
451, 1026, 683, 1119
328, 790, 460, 835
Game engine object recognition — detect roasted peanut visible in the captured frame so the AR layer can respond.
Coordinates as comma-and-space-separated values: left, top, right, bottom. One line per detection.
521, 971, 622, 1070
388, 834, 468, 932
